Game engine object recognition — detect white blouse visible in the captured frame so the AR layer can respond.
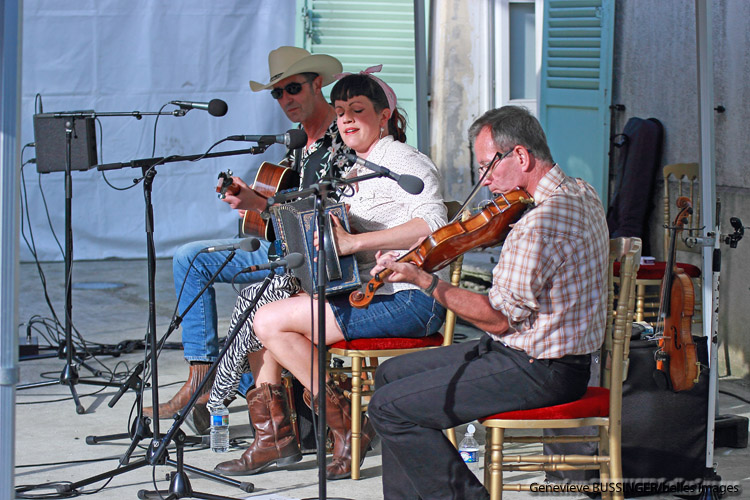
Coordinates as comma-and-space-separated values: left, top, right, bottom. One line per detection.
344, 136, 448, 295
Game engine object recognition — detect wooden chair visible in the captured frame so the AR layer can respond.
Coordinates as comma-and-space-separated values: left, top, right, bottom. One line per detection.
624, 163, 701, 326
478, 237, 642, 500
328, 204, 467, 480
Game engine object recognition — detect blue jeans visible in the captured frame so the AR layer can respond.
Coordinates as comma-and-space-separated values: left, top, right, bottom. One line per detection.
328, 289, 446, 340
173, 238, 272, 394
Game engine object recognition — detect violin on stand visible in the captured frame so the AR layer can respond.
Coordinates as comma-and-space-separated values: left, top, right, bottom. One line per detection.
653, 196, 700, 392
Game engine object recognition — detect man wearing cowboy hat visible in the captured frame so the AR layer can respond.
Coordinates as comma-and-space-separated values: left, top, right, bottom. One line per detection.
144, 46, 353, 430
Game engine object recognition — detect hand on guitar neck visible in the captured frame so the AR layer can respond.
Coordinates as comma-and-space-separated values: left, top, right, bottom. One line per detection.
216, 172, 267, 212
215, 163, 301, 240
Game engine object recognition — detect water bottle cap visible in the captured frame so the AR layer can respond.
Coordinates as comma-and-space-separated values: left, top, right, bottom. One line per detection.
466, 423, 475, 435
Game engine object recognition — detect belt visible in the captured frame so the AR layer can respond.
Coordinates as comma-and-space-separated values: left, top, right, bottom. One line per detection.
553, 353, 591, 366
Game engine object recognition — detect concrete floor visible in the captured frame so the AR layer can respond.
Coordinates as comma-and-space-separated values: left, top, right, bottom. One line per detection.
14, 257, 750, 499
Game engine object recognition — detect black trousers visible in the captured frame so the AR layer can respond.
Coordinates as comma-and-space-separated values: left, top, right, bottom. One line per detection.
368, 334, 591, 500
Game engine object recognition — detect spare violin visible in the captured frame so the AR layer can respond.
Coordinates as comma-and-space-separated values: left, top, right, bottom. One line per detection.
349, 187, 534, 309
654, 196, 700, 392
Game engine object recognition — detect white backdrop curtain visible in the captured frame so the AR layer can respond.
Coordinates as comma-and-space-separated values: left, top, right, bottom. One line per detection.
20, 0, 295, 261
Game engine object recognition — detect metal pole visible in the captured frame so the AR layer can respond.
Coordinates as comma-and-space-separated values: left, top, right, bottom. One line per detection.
695, 0, 718, 469
0, 0, 23, 498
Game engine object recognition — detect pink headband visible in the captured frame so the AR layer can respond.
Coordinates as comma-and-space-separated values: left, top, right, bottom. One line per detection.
333, 64, 397, 113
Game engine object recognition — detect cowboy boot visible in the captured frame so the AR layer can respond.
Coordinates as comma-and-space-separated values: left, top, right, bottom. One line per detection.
143, 362, 213, 419
214, 383, 302, 476
304, 381, 378, 480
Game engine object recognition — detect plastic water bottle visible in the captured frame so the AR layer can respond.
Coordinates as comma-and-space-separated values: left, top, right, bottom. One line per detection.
210, 404, 229, 453
459, 423, 480, 475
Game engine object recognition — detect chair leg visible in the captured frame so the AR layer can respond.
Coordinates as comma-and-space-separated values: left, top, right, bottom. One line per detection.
599, 426, 612, 500
363, 356, 379, 392
484, 427, 504, 500
350, 355, 363, 480
608, 427, 624, 500
635, 283, 646, 322
445, 427, 457, 448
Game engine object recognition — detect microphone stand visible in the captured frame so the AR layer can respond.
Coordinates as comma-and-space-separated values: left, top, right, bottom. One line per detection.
85, 248, 243, 456
17, 108, 195, 405
52, 145, 269, 497
268, 180, 351, 500
60, 267, 276, 499
96, 145, 269, 171
138, 271, 282, 499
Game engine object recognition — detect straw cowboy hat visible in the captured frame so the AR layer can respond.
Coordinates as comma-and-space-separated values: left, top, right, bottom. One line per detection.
249, 46, 342, 92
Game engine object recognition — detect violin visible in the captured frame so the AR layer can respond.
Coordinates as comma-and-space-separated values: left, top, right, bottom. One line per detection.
349, 188, 534, 309
654, 196, 700, 392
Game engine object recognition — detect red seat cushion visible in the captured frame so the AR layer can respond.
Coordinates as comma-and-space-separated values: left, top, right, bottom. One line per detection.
479, 386, 610, 421
330, 333, 444, 351
614, 260, 701, 280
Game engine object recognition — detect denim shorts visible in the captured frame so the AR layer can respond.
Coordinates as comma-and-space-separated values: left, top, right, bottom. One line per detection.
328, 289, 447, 341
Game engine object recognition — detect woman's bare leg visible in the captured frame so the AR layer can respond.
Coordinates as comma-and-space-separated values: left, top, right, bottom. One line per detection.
246, 348, 284, 386
253, 294, 345, 395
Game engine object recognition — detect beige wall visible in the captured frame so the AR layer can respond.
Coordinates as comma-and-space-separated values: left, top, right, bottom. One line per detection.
613, 0, 750, 377
429, 0, 750, 377
429, 0, 491, 203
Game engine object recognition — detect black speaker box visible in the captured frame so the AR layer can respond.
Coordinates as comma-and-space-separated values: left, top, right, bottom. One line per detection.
33, 113, 98, 174
619, 336, 709, 497
545, 336, 710, 498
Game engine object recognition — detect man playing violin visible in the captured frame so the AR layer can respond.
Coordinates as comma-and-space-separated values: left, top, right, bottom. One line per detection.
145, 46, 352, 424
368, 105, 610, 499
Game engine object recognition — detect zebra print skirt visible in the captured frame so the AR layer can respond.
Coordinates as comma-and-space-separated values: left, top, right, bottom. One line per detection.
207, 272, 301, 410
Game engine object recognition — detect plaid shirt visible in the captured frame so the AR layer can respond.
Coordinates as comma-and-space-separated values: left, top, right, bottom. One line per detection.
487, 165, 609, 359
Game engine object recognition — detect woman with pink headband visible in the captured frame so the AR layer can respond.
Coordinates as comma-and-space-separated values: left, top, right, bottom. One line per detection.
209, 67, 448, 480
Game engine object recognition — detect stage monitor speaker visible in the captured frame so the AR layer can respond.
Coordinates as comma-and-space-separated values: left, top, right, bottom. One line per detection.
33, 113, 98, 174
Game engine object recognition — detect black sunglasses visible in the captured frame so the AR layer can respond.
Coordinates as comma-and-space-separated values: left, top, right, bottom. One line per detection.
270, 81, 306, 100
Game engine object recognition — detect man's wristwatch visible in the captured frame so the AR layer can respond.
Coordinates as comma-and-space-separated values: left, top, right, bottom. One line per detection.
421, 273, 440, 297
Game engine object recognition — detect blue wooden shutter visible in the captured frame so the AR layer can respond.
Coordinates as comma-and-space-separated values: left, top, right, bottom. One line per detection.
539, 0, 615, 204
295, 0, 419, 148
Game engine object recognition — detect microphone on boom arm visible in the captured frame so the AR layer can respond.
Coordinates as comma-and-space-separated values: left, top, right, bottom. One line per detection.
202, 238, 261, 254
170, 99, 228, 117
227, 129, 307, 149
345, 152, 424, 195
240, 253, 305, 273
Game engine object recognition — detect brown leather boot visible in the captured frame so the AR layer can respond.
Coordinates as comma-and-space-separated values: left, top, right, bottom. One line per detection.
305, 381, 378, 480
143, 363, 213, 419
214, 383, 302, 476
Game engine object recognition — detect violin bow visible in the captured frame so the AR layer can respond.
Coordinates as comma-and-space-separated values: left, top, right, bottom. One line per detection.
449, 165, 495, 224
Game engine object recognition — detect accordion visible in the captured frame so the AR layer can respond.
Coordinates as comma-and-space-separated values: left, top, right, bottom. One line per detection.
270, 197, 361, 296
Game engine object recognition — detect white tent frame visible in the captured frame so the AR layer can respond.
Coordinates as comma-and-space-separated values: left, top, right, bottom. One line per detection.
1, 0, 22, 498
695, 0, 719, 471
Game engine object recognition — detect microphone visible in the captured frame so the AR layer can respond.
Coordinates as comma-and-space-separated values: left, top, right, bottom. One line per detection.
242, 253, 305, 273
202, 238, 261, 254
170, 99, 228, 117
345, 153, 424, 195
227, 129, 307, 149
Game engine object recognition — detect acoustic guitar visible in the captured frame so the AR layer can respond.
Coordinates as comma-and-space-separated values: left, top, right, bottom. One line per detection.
215, 162, 300, 241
